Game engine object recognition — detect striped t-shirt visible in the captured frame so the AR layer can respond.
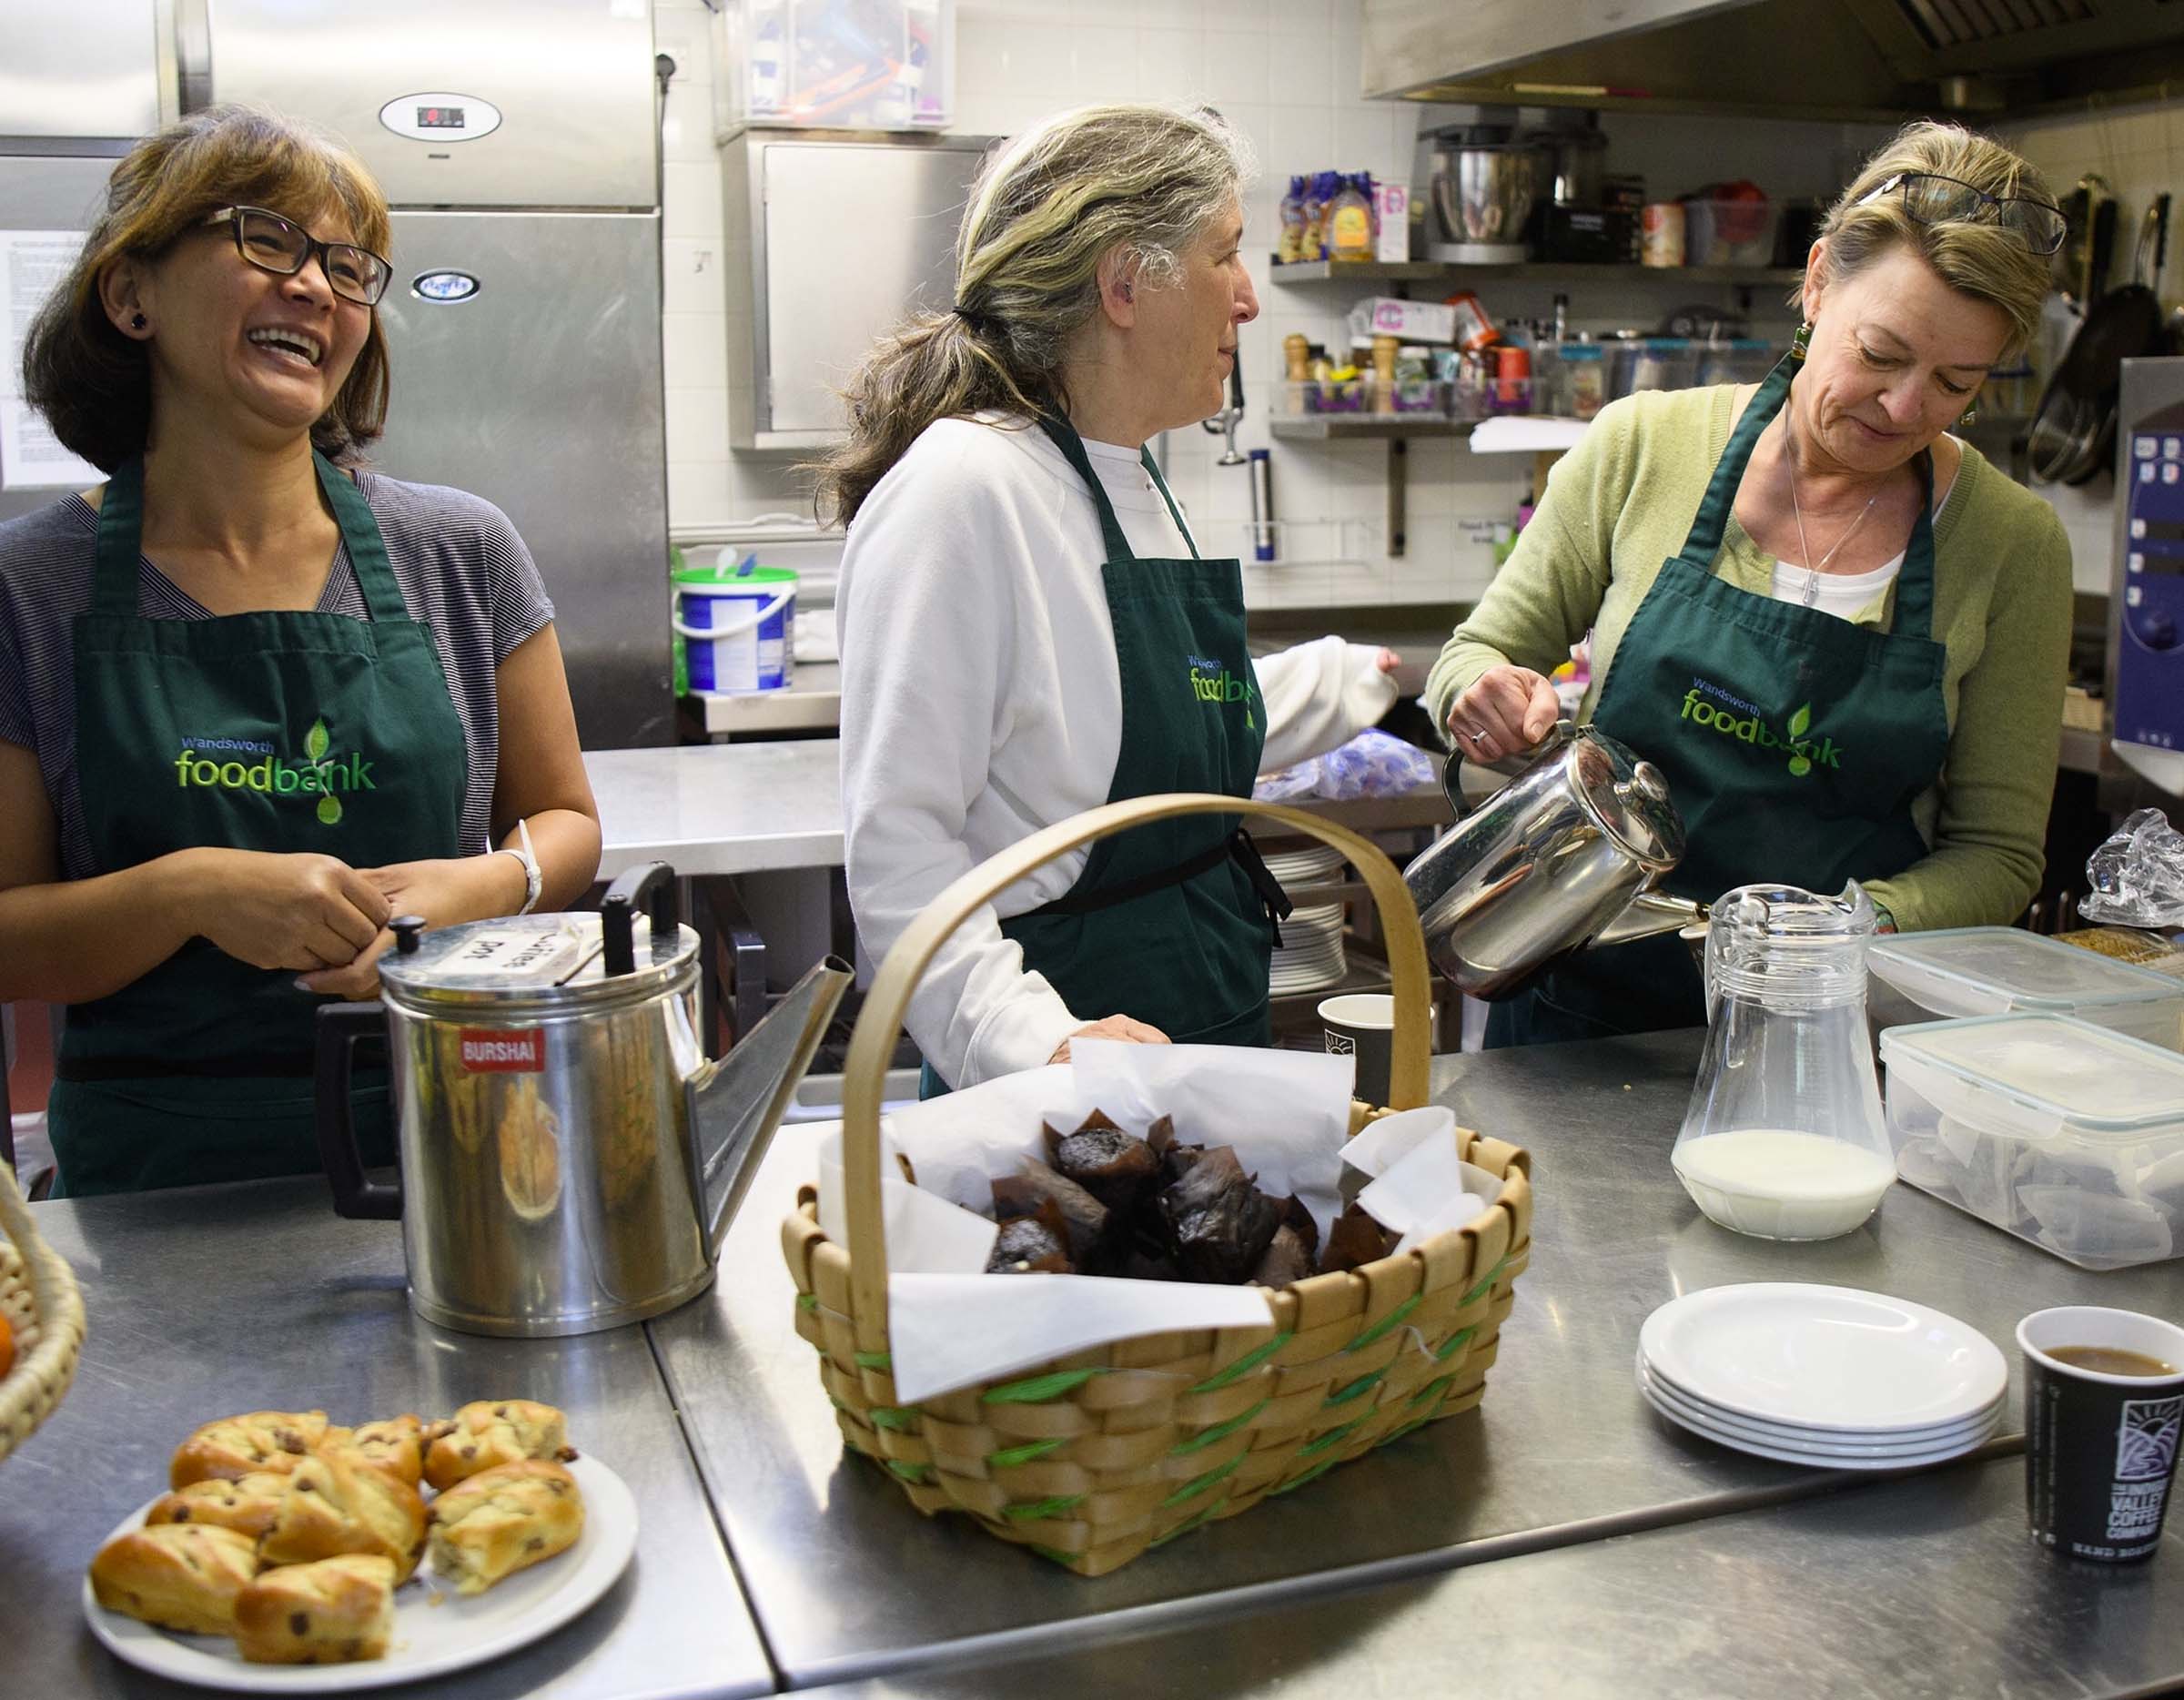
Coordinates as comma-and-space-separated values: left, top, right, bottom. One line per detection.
0, 471, 555, 880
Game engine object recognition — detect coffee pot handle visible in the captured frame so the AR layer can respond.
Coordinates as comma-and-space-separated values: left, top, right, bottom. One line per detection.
602, 861, 681, 976
315, 1001, 401, 1220
1442, 715, 1575, 819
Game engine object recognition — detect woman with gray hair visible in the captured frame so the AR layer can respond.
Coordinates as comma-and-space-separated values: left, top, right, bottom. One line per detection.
830, 104, 1398, 1092
1426, 121, 2075, 1047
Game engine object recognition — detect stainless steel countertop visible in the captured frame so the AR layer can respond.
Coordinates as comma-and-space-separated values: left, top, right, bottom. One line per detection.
652, 1028, 2184, 1689
7, 1179, 774, 1700
587, 741, 844, 878
794, 1456, 2184, 1700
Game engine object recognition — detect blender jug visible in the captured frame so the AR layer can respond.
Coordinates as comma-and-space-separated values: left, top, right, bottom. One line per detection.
1671, 881, 1897, 1240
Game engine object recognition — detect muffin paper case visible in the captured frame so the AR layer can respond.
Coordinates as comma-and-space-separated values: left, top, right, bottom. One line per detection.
0, 1161, 86, 1463
782, 792, 1533, 1575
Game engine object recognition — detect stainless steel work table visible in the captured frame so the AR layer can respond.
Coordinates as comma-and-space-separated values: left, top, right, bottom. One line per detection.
586, 741, 844, 879
653, 1028, 2184, 1689
5, 1179, 773, 1700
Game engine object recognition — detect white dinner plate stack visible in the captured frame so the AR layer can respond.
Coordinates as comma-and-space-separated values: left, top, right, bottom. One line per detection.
1266, 845, 1349, 997
1635, 1282, 2008, 1469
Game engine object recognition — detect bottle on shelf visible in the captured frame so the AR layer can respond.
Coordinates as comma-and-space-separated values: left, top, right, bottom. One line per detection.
1329, 174, 1376, 262
1278, 176, 1309, 265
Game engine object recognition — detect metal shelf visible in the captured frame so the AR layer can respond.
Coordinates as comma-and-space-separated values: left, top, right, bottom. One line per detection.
1267, 258, 1804, 287
1269, 415, 1480, 440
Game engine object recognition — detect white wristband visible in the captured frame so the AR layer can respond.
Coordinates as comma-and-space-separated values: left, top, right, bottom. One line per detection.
493, 817, 543, 916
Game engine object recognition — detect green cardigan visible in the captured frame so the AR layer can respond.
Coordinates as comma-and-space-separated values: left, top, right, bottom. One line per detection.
1425, 383, 2074, 933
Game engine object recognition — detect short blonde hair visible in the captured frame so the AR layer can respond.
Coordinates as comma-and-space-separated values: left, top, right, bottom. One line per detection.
21, 104, 393, 472
1802, 121, 2054, 361
816, 104, 1253, 524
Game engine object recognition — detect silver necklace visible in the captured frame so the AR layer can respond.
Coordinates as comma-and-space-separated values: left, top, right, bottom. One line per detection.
1783, 418, 1880, 608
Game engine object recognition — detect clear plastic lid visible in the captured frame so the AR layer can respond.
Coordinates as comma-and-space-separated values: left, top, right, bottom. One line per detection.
1868, 926, 2184, 1018
1879, 1013, 2184, 1133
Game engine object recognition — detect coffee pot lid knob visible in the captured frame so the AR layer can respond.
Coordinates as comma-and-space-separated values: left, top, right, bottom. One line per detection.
391, 915, 428, 956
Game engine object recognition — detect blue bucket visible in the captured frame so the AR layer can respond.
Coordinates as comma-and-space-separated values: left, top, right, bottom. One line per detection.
673, 560, 796, 693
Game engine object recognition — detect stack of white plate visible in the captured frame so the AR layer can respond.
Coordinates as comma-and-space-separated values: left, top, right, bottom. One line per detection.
1266, 845, 1349, 997
1635, 1282, 2007, 1469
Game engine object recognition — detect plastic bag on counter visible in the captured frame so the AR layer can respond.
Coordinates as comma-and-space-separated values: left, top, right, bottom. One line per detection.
1254, 728, 1439, 803
2081, 808, 2184, 928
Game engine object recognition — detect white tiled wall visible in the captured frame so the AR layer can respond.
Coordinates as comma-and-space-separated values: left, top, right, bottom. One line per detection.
1997, 98, 2184, 596
651, 0, 1887, 611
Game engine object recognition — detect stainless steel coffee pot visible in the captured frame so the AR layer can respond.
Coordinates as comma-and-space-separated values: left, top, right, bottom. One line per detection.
1403, 722, 1703, 999
315, 862, 849, 1338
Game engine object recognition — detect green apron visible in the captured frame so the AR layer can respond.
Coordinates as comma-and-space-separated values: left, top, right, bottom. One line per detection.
1489, 355, 1950, 1047
921, 413, 1287, 1094
50, 452, 469, 1193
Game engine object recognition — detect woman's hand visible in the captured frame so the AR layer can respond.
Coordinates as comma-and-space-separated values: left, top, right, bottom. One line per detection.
1046, 1014, 1169, 1066
294, 855, 527, 999
185, 849, 392, 974
1446, 665, 1561, 764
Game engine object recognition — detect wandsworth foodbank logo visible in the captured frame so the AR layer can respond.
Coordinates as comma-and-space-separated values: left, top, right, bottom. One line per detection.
173, 715, 376, 825
1187, 654, 1258, 732
1678, 679, 1844, 777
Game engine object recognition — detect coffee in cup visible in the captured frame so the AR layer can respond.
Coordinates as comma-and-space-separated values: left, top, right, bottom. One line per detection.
2017, 1305, 2184, 1563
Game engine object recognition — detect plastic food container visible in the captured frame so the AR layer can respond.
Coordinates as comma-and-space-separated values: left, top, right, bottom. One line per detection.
1880, 1014, 2184, 1270
1868, 926, 2184, 1052
1682, 198, 1781, 267
713, 0, 954, 132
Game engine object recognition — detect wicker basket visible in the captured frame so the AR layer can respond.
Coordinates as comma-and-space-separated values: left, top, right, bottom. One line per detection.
782, 793, 1532, 1576
0, 1160, 86, 1463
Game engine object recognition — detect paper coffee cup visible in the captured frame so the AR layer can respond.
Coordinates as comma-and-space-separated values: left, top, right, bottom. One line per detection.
1320, 993, 1396, 1107
2017, 1305, 2184, 1563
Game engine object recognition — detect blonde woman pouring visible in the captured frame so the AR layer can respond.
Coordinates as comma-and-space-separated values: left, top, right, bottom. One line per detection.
827, 105, 1398, 1093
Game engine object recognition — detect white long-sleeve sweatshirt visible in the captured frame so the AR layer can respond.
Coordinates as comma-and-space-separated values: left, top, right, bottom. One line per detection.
838, 414, 1400, 1089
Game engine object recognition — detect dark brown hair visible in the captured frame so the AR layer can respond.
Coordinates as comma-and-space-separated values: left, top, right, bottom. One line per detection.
20, 104, 394, 472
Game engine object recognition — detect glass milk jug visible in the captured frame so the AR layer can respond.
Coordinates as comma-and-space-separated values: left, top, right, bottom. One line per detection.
1671, 882, 1897, 1240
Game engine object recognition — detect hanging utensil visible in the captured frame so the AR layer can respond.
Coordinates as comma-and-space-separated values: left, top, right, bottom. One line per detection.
2025, 209, 2166, 488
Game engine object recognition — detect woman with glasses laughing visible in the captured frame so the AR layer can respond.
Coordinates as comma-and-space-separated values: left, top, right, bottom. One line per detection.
1427, 121, 2075, 1047
0, 105, 601, 1193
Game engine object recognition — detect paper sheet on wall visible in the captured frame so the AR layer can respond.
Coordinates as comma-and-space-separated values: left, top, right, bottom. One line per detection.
2, 231, 100, 491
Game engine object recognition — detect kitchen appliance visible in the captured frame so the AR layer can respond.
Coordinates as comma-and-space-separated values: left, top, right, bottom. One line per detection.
186, 0, 674, 748
1672, 881, 1895, 1242
315, 863, 852, 1338
0, 0, 171, 522
722, 130, 994, 450
1402, 720, 1701, 1000
1427, 135, 1535, 265
2111, 356, 2184, 795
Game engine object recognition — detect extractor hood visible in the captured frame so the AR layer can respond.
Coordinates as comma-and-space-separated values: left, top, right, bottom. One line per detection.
1363, 0, 2184, 122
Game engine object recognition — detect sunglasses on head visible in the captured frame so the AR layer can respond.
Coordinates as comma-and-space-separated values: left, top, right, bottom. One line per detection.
1852, 171, 2067, 256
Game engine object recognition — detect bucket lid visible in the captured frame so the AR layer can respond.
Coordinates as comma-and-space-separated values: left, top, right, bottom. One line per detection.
378, 912, 699, 1016
673, 562, 798, 588
1870, 926, 2182, 1018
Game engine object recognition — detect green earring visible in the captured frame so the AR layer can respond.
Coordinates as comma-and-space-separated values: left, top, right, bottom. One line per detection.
1957, 400, 1979, 426
1791, 322, 1812, 360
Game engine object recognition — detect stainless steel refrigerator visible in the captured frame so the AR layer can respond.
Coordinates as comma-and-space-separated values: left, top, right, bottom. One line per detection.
0, 0, 172, 525
186, 0, 674, 748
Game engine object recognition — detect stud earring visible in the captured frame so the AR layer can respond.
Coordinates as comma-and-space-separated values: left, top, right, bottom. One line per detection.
130, 313, 147, 329
1957, 400, 1979, 426
1790, 321, 1811, 360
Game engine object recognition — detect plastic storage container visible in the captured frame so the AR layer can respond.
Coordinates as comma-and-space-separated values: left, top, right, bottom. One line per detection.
1682, 197, 1782, 267
713, 0, 954, 133
1868, 926, 2184, 1052
1880, 1014, 2184, 1270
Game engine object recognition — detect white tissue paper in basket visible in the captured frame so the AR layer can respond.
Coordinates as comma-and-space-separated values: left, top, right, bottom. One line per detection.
819, 1042, 1500, 1404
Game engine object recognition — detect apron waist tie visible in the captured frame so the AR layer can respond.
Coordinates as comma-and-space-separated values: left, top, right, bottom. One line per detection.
1018, 827, 1295, 939
56, 1048, 372, 1082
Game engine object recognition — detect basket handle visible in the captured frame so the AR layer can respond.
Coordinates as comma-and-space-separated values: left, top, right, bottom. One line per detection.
841, 791, 1434, 1356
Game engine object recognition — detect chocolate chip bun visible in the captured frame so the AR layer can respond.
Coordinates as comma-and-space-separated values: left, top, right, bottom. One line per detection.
426, 1459, 584, 1594
318, 1415, 427, 1488
258, 1452, 428, 1584
234, 1555, 398, 1665
168, 1411, 331, 1488
88, 1523, 261, 1634
421, 1399, 574, 1492
144, 1472, 292, 1540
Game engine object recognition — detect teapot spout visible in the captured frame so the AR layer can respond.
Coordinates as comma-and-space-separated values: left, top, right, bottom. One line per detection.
689, 955, 852, 1258
1591, 888, 1706, 949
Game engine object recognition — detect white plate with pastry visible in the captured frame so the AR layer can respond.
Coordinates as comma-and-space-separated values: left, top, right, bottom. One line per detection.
84, 1453, 637, 1692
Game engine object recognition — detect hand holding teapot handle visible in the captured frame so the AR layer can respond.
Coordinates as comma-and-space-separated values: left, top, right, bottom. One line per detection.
1446, 665, 1563, 766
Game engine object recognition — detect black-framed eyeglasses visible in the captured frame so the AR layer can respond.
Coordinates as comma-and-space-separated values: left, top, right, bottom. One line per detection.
202, 206, 391, 306
1853, 171, 2068, 256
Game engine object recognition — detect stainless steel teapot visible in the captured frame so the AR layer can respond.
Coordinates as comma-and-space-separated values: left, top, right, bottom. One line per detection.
1403, 721, 1704, 999
315, 862, 849, 1338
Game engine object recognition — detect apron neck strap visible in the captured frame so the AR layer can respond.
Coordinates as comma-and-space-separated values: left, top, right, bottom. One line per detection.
1035, 413, 1153, 564
90, 450, 408, 623
1139, 448, 1200, 560
1676, 353, 1938, 642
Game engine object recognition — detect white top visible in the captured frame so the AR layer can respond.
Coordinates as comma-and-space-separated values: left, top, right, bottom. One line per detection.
838, 414, 1400, 1088
1764, 438, 1961, 620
